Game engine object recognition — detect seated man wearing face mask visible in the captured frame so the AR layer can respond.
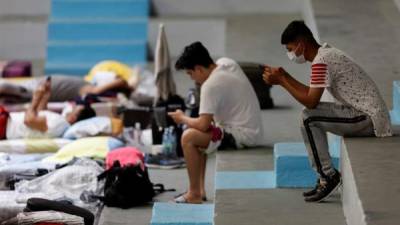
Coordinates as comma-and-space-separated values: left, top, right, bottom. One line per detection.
262, 20, 392, 202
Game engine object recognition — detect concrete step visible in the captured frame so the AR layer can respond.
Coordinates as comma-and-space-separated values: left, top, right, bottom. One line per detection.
214, 148, 345, 225
215, 189, 345, 225
390, 81, 400, 125
341, 137, 400, 225
51, 0, 149, 19
274, 135, 341, 188
0, 22, 46, 60
48, 18, 147, 42
148, 18, 226, 58
0, 0, 50, 17
151, 0, 302, 16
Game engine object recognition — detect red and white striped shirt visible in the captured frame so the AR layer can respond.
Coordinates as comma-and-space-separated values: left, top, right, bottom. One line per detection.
310, 63, 328, 88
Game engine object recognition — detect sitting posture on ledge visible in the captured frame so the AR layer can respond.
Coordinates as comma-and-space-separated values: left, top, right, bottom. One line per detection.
262, 20, 392, 202
168, 42, 264, 204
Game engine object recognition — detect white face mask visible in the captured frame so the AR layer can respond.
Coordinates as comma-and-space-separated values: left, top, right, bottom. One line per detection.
287, 43, 306, 64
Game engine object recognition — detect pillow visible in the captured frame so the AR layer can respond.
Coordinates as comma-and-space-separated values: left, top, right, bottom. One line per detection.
0, 139, 72, 154
43, 136, 124, 163
63, 116, 123, 139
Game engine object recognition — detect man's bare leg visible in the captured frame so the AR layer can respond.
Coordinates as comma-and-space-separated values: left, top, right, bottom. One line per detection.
199, 153, 207, 199
180, 128, 212, 203
24, 79, 51, 132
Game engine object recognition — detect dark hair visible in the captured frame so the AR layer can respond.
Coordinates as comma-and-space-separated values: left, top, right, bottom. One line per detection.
175, 42, 214, 70
76, 104, 96, 122
281, 20, 317, 45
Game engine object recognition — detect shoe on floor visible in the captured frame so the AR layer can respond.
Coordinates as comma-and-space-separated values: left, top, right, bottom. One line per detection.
145, 153, 185, 169
172, 195, 202, 204
304, 170, 341, 202
174, 191, 207, 202
303, 179, 321, 197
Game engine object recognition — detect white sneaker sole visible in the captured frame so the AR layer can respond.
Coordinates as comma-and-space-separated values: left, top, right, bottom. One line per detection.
317, 179, 342, 203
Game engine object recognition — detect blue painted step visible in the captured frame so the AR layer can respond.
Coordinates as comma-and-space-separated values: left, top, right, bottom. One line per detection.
390, 81, 400, 125
48, 19, 147, 41
51, 0, 149, 19
47, 41, 146, 64
151, 203, 214, 225
274, 135, 341, 188
45, 64, 92, 76
45, 41, 145, 75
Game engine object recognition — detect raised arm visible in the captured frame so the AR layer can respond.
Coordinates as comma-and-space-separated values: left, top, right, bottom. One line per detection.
24, 78, 51, 132
79, 77, 130, 96
263, 66, 324, 109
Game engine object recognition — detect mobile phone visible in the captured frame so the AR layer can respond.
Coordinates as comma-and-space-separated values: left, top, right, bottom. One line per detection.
259, 65, 266, 70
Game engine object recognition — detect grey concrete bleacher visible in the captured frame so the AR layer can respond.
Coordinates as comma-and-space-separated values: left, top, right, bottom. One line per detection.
213, 12, 346, 225
312, 0, 400, 224
1, 0, 398, 224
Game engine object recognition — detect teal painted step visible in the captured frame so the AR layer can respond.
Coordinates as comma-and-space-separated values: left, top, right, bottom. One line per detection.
394, 81, 400, 111
45, 41, 146, 75
45, 63, 97, 76
390, 111, 400, 125
48, 19, 147, 41
274, 135, 341, 188
46, 41, 146, 65
51, 0, 149, 19
391, 81, 400, 125
151, 203, 214, 225
45, 61, 146, 76
215, 171, 275, 190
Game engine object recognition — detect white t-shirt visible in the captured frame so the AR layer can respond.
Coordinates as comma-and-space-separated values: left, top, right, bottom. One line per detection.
6, 110, 70, 139
310, 43, 392, 137
199, 58, 264, 147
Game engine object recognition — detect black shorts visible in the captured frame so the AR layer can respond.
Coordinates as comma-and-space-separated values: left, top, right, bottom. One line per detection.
218, 131, 237, 150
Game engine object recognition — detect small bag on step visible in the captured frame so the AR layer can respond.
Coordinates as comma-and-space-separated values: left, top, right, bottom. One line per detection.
2, 60, 32, 78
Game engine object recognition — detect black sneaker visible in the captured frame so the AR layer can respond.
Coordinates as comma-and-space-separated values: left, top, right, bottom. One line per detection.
303, 179, 321, 197
304, 171, 341, 202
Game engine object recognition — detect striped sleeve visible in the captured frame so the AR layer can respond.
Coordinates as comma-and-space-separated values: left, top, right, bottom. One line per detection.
310, 63, 328, 88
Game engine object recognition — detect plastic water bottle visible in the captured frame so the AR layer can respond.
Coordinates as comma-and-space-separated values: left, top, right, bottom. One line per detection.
169, 126, 177, 158
133, 122, 143, 146
162, 127, 171, 155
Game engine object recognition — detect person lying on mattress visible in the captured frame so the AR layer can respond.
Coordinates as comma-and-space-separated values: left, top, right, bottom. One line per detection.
0, 61, 139, 104
0, 77, 96, 140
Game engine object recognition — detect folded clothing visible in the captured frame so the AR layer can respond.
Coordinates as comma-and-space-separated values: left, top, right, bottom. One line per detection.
8, 211, 83, 225
25, 198, 94, 225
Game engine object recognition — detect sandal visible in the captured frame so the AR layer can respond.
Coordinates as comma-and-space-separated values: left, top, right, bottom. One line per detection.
173, 195, 202, 204
174, 191, 207, 201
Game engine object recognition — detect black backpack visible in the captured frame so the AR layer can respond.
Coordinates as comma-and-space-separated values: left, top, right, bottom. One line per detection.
96, 161, 174, 209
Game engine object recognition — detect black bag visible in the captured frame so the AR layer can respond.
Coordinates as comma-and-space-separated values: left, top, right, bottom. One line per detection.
96, 161, 174, 209
24, 198, 95, 225
152, 94, 186, 157
239, 62, 274, 109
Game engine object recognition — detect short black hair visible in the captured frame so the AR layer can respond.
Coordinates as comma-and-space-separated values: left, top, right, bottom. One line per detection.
76, 104, 96, 122
175, 42, 214, 70
281, 20, 317, 45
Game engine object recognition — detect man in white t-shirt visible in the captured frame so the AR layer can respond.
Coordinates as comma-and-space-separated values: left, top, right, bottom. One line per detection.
0, 77, 96, 140
263, 20, 392, 202
168, 42, 264, 204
